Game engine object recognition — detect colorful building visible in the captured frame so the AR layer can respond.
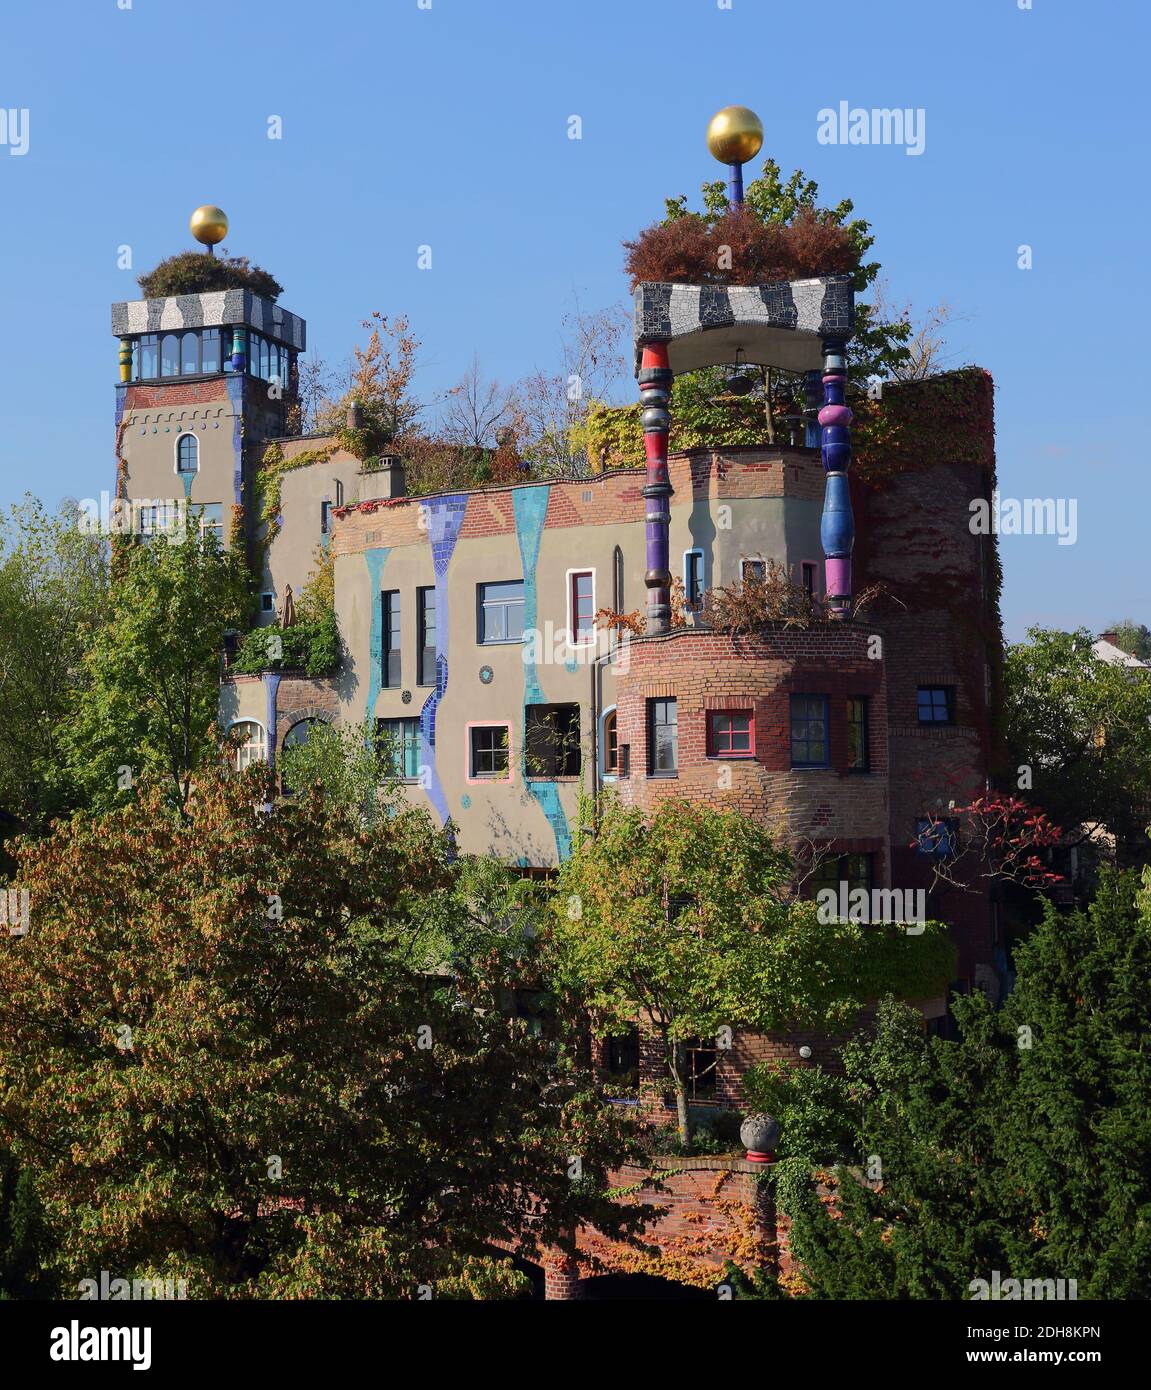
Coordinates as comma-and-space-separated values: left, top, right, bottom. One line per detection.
112, 132, 1005, 1107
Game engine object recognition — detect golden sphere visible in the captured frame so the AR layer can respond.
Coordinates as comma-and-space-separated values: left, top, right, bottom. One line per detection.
706, 106, 764, 165
189, 205, 229, 246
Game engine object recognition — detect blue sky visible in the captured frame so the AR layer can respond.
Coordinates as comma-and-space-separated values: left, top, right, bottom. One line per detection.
0, 0, 1145, 641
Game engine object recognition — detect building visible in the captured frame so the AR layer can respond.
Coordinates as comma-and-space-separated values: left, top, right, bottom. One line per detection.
112, 175, 1004, 1108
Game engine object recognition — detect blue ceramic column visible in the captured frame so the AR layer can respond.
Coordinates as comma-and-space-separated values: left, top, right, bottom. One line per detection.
818, 338, 854, 616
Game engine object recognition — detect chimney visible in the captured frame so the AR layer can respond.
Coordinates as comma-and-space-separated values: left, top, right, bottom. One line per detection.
347, 399, 364, 430
375, 452, 406, 500
1098, 631, 1118, 647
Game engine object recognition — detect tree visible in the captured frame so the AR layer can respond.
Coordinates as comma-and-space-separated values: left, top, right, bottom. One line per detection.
0, 497, 108, 837
440, 355, 518, 452
64, 533, 249, 815
516, 302, 630, 477
316, 312, 422, 455
747, 870, 1151, 1299
0, 763, 643, 1299
1003, 626, 1151, 868
1106, 618, 1151, 661
547, 796, 954, 1147
654, 157, 915, 389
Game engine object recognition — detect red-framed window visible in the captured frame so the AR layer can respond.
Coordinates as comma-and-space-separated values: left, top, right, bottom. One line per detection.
707, 709, 754, 758
571, 570, 595, 643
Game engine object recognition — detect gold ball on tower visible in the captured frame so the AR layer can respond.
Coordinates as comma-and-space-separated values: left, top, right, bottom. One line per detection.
189, 205, 229, 248
706, 106, 764, 165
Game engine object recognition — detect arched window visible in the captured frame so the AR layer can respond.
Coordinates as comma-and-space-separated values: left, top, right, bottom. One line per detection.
180, 332, 199, 374
230, 720, 267, 771
602, 708, 619, 777
612, 545, 625, 613
280, 718, 320, 794
160, 334, 180, 377
176, 433, 199, 474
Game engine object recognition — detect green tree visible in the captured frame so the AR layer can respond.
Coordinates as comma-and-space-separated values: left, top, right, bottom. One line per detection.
0, 497, 108, 836
1106, 618, 1151, 661
757, 871, 1151, 1299
0, 1149, 57, 1299
0, 763, 642, 1299
64, 533, 249, 815
547, 796, 953, 1147
1004, 626, 1151, 868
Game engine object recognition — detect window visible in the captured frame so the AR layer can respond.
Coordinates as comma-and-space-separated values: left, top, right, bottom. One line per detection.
801, 562, 817, 597
201, 328, 221, 374
647, 698, 678, 776
260, 592, 275, 614
846, 697, 869, 771
176, 433, 199, 474
612, 544, 625, 613
918, 686, 955, 724
684, 550, 705, 608
136, 334, 158, 379
335, 479, 345, 507
791, 694, 829, 768
382, 590, 401, 688
707, 709, 754, 758
602, 708, 618, 776
478, 580, 524, 644
320, 501, 331, 535
469, 724, 510, 779
417, 587, 437, 686
811, 851, 875, 900
605, 1025, 639, 1093
525, 703, 581, 778
230, 720, 266, 771
570, 571, 595, 644
191, 504, 223, 543
180, 332, 199, 375
742, 558, 766, 583
665, 1039, 717, 1105
377, 717, 421, 781
916, 817, 958, 857
160, 333, 180, 377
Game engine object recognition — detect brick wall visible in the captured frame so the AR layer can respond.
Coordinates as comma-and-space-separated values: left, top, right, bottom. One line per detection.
613, 626, 889, 847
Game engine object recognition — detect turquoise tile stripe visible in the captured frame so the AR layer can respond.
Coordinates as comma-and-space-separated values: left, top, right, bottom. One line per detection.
363, 547, 390, 737
512, 486, 571, 861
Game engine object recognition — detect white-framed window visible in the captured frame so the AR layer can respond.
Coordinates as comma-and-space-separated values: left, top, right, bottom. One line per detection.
567, 568, 596, 646
229, 719, 267, 771
683, 549, 705, 609
175, 432, 199, 475
600, 705, 619, 780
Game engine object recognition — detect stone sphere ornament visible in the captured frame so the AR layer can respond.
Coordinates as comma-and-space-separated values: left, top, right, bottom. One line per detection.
189, 205, 229, 247
706, 106, 764, 166
740, 1112, 780, 1164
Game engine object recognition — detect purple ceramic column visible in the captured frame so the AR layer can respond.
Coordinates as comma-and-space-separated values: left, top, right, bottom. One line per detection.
639, 343, 674, 634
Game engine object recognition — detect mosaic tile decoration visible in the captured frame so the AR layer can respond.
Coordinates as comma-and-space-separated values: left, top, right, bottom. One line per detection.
112, 290, 307, 351
512, 485, 572, 862
632, 274, 854, 374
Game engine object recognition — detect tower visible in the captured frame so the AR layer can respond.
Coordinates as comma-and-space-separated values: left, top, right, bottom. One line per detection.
111, 206, 306, 554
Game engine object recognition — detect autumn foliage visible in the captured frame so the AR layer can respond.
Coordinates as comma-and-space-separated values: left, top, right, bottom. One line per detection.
623, 206, 858, 290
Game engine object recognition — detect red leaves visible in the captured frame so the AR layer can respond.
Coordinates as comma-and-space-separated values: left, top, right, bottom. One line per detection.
622, 207, 858, 290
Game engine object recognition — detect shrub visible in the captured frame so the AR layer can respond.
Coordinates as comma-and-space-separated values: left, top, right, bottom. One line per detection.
623, 206, 857, 289
232, 612, 340, 678
138, 251, 283, 301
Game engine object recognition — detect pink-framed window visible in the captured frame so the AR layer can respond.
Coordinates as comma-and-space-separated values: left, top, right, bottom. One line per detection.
466, 721, 514, 784
707, 709, 754, 758
570, 570, 595, 644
